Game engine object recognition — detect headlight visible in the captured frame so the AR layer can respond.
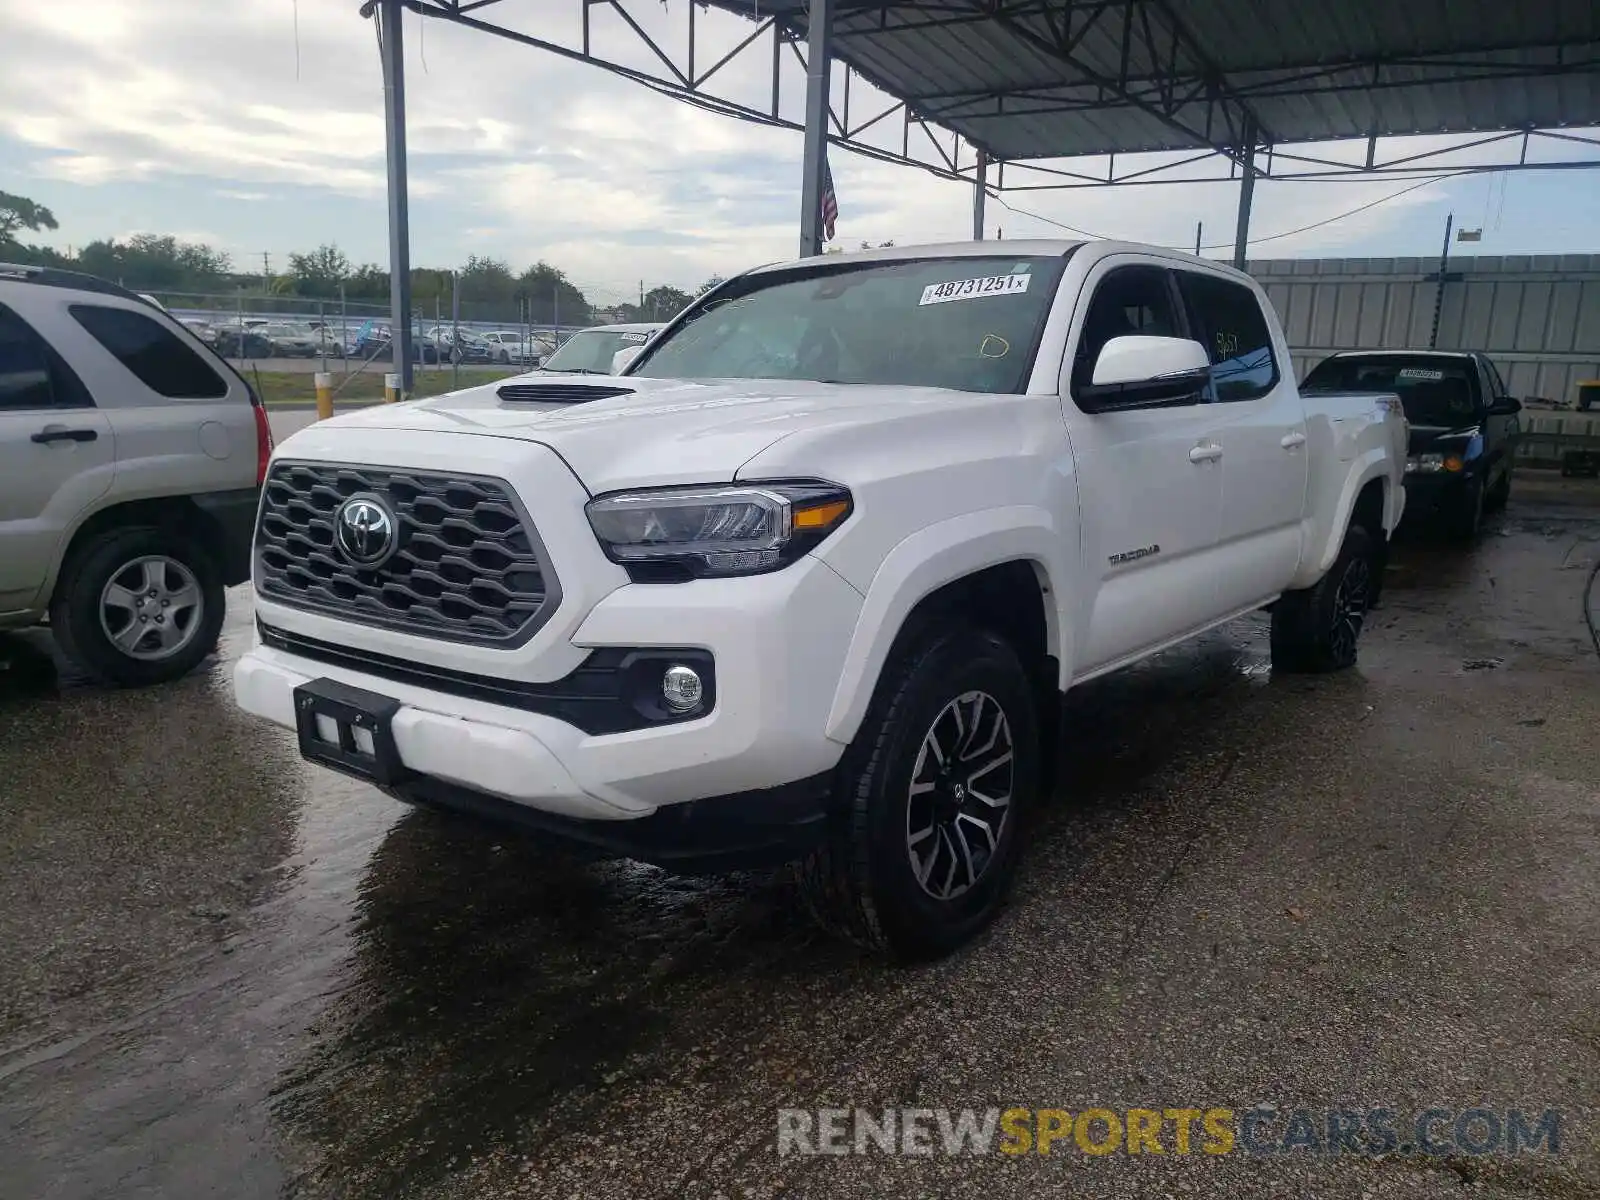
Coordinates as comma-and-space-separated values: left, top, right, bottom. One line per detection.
1407, 452, 1466, 475
586, 481, 853, 580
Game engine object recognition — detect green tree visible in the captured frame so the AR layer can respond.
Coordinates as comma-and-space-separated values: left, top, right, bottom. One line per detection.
640, 284, 692, 321
457, 255, 516, 309
76, 234, 230, 291
0, 190, 58, 246
344, 263, 389, 302
516, 262, 591, 326
288, 244, 352, 295
696, 274, 727, 297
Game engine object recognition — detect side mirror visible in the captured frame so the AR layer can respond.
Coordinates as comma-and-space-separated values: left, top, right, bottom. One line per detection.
611, 346, 644, 374
1078, 335, 1211, 412
1488, 395, 1522, 416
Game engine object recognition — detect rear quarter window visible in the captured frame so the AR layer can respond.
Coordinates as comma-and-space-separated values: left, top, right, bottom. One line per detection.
71, 304, 229, 399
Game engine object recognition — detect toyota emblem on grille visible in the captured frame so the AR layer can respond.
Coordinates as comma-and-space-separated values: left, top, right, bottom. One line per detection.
334, 494, 399, 568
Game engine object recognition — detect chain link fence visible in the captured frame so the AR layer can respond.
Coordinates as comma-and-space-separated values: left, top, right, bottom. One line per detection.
140, 286, 613, 387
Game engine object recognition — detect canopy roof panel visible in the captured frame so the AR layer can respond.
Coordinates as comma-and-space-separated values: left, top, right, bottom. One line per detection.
705, 0, 1600, 160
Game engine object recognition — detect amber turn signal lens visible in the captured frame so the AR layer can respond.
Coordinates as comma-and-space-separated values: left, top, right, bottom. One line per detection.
793, 498, 851, 529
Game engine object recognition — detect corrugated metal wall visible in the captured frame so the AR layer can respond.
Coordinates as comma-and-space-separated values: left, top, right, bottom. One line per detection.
1247, 253, 1600, 403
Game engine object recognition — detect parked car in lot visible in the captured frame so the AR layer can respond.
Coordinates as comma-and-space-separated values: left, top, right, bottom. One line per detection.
424, 325, 495, 364
535, 322, 664, 374
482, 330, 544, 365
234, 241, 1406, 959
258, 323, 321, 358
213, 324, 274, 358
352, 319, 442, 364
178, 317, 219, 346
1303, 350, 1521, 540
0, 263, 269, 685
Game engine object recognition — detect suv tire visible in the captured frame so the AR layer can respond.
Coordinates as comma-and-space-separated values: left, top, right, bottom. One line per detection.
797, 624, 1039, 960
1485, 467, 1511, 513
1447, 478, 1486, 541
51, 525, 225, 687
1270, 523, 1375, 674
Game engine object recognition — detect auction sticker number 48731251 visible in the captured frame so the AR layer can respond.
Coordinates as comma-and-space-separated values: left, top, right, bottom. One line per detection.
919, 273, 1031, 306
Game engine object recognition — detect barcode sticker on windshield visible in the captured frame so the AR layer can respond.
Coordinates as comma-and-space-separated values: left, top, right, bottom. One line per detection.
919, 273, 1031, 306
1397, 367, 1445, 381
620, 332, 649, 343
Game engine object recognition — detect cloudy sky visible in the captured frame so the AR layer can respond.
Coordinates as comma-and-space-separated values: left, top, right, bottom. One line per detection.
4, 0, 1600, 309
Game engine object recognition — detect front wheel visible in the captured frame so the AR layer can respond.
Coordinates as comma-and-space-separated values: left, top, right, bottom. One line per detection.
797, 625, 1040, 961
1270, 524, 1376, 674
1485, 467, 1512, 513
1447, 478, 1486, 541
50, 526, 225, 687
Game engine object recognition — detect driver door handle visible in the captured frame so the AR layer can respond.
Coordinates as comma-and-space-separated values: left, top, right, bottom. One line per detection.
1280, 431, 1307, 450
1189, 443, 1223, 463
32, 426, 98, 445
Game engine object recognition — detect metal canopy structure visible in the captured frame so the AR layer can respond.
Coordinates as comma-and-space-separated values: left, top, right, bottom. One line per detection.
360, 0, 1600, 390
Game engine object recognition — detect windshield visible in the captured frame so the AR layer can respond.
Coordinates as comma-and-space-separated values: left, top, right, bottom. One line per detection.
1303, 355, 1480, 426
543, 328, 653, 374
630, 256, 1066, 393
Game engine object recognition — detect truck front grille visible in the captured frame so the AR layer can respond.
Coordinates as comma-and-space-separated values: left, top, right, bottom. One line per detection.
255, 461, 555, 645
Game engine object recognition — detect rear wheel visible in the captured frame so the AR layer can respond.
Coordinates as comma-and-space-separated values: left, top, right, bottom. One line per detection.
50, 525, 225, 687
1271, 524, 1376, 674
797, 625, 1039, 961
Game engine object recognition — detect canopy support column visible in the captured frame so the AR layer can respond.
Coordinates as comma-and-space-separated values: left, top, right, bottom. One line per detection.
378, 0, 414, 391
798, 0, 833, 259
1232, 124, 1257, 271
973, 149, 988, 240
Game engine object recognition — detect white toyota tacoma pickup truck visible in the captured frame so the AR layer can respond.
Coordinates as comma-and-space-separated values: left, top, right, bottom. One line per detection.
234, 240, 1405, 959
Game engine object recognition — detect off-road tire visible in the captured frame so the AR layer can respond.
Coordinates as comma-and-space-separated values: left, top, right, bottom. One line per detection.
1270, 524, 1376, 674
50, 524, 225, 688
796, 624, 1040, 961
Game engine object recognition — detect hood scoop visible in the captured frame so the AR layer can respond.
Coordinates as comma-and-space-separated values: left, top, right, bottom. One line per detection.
497, 382, 634, 404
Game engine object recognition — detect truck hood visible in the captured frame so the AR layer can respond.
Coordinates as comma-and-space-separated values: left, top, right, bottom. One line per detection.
289, 374, 1014, 492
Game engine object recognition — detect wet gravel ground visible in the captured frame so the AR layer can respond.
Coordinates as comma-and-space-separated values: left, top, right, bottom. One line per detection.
2, 475, 1597, 1200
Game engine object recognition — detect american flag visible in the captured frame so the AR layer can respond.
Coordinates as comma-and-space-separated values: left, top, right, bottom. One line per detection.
820, 152, 838, 241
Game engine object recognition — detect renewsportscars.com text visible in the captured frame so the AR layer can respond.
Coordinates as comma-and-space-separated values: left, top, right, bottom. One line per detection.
777, 1106, 1564, 1158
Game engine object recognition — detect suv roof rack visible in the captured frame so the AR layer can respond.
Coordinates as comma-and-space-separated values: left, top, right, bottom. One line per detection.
0, 262, 152, 305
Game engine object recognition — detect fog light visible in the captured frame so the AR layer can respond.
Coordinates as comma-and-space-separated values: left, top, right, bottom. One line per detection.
661, 664, 704, 713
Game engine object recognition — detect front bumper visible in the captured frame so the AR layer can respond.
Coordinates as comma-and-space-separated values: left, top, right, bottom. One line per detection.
234, 425, 866, 852
1402, 469, 1481, 521
236, 554, 862, 827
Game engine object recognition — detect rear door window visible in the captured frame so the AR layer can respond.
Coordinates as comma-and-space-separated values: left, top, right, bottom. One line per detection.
70, 304, 228, 399
0, 302, 93, 410
1176, 272, 1279, 402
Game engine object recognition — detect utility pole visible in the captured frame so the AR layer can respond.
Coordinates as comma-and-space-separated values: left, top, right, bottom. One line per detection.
1194, 221, 1203, 256
261, 251, 271, 291
1429, 212, 1454, 350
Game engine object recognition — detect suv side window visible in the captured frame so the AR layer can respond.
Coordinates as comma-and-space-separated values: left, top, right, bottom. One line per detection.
69, 304, 228, 399
0, 302, 93, 411
1176, 272, 1279, 403
1071, 265, 1185, 394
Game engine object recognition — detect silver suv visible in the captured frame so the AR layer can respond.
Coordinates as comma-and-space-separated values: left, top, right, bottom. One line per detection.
0, 264, 271, 686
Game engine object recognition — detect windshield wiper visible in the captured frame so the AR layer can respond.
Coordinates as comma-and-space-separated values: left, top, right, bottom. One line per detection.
541, 366, 604, 375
